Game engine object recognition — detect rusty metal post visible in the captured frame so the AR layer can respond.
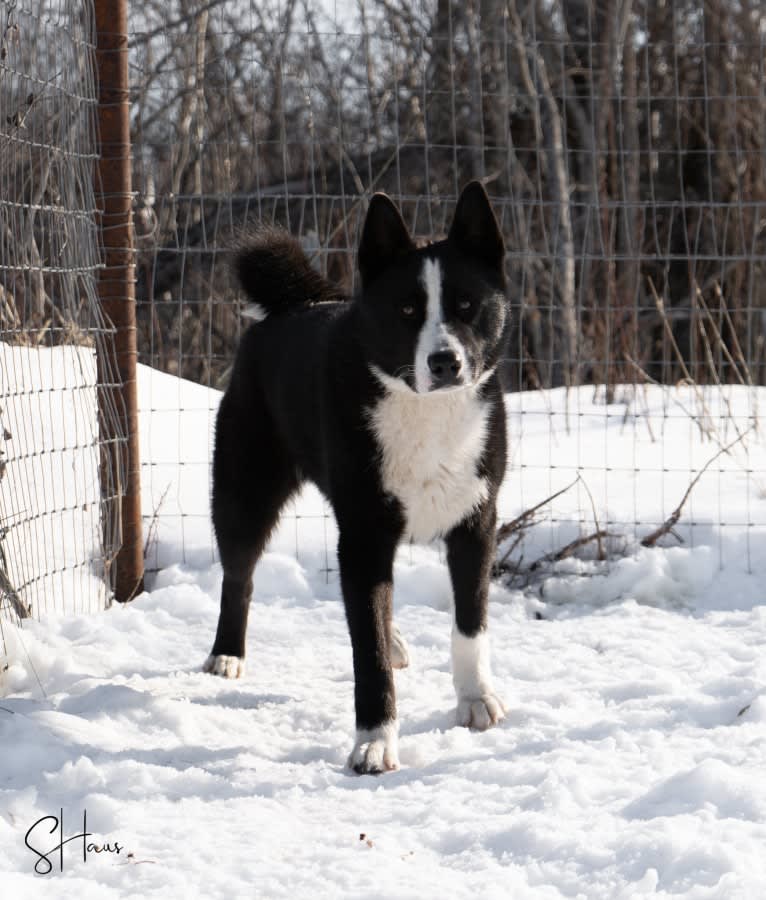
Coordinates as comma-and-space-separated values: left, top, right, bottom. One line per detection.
95, 0, 144, 601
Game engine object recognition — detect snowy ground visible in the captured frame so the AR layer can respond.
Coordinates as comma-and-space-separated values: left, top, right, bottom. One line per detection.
1, 366, 765, 898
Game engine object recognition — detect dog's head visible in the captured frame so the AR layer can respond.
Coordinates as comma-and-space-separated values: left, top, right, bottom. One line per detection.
357, 181, 507, 395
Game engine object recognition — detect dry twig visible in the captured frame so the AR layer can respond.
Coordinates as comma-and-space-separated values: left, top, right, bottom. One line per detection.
529, 530, 611, 571
143, 484, 172, 560
647, 276, 715, 439
496, 475, 580, 546
641, 427, 753, 547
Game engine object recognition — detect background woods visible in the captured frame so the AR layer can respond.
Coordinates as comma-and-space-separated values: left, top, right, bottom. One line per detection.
127, 0, 766, 392
2, 2, 764, 390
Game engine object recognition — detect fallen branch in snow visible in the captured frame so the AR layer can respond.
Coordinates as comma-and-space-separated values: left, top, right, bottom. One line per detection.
494, 476, 615, 586
494, 476, 580, 577
498, 530, 626, 591
496, 475, 580, 546
641, 426, 754, 548
529, 530, 612, 571
492, 528, 528, 578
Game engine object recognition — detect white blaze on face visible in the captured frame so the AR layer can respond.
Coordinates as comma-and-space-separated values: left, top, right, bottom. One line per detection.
414, 258, 467, 393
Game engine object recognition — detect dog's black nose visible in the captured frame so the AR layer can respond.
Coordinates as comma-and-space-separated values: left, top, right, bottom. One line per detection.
427, 348, 463, 387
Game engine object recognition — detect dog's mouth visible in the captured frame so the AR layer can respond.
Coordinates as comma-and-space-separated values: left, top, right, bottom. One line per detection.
422, 361, 498, 395
393, 368, 470, 395
417, 367, 481, 395
372, 361, 488, 396
425, 378, 468, 393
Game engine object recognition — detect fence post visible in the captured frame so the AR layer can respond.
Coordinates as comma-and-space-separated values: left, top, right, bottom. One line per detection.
95, 0, 144, 602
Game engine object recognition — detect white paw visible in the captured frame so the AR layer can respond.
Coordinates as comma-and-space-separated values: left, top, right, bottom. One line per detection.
203, 654, 245, 679
456, 693, 506, 730
347, 722, 400, 774
390, 625, 410, 669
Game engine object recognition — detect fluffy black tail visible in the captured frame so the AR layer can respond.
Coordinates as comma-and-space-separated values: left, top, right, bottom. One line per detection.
235, 228, 343, 321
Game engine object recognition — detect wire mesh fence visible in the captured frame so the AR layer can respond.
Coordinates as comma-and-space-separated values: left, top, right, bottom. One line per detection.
130, 0, 766, 578
0, 0, 125, 661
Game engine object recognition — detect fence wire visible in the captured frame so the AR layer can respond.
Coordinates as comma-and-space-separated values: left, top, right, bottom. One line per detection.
130, 1, 766, 577
0, 0, 125, 659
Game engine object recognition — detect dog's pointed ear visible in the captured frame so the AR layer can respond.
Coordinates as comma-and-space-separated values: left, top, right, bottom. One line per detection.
359, 193, 414, 285
449, 181, 505, 271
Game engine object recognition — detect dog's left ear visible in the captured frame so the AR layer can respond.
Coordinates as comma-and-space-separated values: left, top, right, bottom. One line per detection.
449, 181, 505, 271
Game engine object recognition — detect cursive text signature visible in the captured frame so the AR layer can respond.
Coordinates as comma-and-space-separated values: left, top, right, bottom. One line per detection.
24, 809, 124, 875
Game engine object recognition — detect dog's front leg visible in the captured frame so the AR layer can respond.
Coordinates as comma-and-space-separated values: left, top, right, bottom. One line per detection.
446, 504, 506, 730
338, 523, 400, 774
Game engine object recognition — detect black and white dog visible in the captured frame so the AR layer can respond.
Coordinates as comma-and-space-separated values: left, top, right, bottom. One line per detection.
204, 182, 509, 774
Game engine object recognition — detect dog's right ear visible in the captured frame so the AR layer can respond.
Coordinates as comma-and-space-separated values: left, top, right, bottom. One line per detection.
358, 193, 414, 286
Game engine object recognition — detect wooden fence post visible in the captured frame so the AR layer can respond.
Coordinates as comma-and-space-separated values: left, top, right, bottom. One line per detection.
95, 0, 144, 601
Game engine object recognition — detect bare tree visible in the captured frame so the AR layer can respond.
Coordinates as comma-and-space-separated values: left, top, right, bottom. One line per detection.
128, 0, 766, 389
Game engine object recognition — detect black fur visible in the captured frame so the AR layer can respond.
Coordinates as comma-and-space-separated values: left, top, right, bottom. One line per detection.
206, 182, 509, 774
236, 227, 345, 315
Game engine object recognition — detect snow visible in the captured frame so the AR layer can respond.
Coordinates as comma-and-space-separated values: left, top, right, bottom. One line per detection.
1, 363, 766, 898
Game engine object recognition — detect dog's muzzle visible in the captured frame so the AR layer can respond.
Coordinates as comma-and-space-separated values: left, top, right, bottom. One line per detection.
427, 348, 464, 390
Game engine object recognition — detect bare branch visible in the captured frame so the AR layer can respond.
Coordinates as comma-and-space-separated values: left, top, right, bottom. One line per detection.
641, 427, 754, 547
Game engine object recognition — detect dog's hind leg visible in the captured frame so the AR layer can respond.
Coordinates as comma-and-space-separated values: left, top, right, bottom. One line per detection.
204, 391, 298, 678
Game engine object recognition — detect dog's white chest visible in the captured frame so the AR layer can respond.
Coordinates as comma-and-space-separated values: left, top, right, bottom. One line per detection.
368, 386, 490, 542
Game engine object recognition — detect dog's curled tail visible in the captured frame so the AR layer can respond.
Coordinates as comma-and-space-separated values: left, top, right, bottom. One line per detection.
235, 228, 343, 322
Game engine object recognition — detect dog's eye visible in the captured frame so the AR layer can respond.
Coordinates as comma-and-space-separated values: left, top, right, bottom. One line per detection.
401, 304, 415, 318
458, 299, 473, 314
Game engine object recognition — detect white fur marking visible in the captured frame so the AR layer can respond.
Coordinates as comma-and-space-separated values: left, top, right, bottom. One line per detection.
203, 654, 245, 679
414, 258, 469, 393
368, 376, 490, 542
451, 628, 506, 730
348, 721, 400, 773
242, 303, 268, 322
414, 259, 443, 393
391, 625, 410, 669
